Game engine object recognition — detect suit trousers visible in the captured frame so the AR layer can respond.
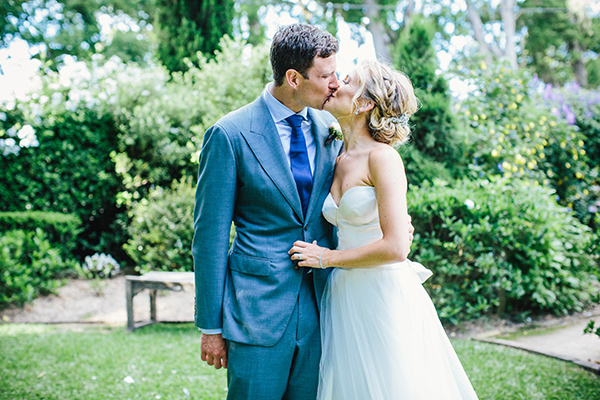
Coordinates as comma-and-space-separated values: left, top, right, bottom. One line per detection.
226, 271, 321, 400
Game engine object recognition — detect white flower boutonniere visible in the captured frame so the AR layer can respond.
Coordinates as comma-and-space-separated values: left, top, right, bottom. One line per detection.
325, 122, 343, 146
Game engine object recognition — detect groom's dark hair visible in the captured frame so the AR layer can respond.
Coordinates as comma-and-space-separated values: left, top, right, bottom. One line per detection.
271, 24, 338, 86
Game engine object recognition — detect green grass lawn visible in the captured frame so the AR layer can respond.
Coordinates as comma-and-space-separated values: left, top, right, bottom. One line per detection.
1, 323, 598, 399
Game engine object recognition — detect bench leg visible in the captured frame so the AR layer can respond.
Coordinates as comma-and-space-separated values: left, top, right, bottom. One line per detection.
150, 289, 157, 323
126, 280, 135, 332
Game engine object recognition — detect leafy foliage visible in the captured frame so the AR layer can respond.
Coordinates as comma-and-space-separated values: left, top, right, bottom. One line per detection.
154, 0, 234, 73
124, 178, 195, 273
393, 15, 467, 185
0, 38, 270, 266
0, 106, 125, 257
0, 211, 82, 256
454, 59, 597, 228
0, 229, 76, 307
584, 320, 600, 338
0, 0, 154, 67
409, 178, 597, 325
112, 36, 271, 205
520, 0, 600, 87
536, 80, 600, 228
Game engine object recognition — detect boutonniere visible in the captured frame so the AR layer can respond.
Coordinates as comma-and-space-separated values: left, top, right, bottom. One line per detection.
325, 122, 343, 146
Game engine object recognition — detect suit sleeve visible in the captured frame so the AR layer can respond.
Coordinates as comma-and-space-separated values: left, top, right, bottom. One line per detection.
192, 123, 237, 330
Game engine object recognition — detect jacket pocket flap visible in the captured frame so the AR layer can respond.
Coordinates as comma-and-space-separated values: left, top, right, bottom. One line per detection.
229, 252, 271, 276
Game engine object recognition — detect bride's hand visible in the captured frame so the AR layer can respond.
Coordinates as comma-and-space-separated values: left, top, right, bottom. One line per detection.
288, 240, 329, 269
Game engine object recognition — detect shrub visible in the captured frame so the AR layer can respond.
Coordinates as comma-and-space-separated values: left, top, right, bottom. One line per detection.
584, 320, 600, 338
0, 229, 77, 307
112, 36, 271, 208
393, 15, 467, 185
453, 59, 594, 226
124, 178, 195, 273
0, 108, 124, 258
73, 252, 121, 296
536, 81, 600, 227
0, 38, 270, 265
77, 253, 121, 279
0, 211, 82, 257
408, 177, 597, 325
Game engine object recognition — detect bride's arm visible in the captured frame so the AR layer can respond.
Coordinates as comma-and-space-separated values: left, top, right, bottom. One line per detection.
289, 146, 411, 269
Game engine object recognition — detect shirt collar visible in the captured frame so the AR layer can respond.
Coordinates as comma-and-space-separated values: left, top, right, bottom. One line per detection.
263, 83, 308, 124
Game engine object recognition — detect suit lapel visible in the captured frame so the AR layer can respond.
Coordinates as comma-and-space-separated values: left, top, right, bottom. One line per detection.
305, 109, 337, 220
240, 97, 304, 220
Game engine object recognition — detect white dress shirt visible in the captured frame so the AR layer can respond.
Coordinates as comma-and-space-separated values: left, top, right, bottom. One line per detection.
263, 83, 317, 173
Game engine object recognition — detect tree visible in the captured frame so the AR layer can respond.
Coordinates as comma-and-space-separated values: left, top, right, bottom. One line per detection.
520, 0, 600, 87
392, 15, 466, 185
463, 0, 518, 69
154, 0, 234, 73
313, 0, 413, 62
0, 0, 154, 67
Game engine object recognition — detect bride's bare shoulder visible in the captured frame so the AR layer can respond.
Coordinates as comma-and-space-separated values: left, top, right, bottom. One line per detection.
367, 144, 403, 167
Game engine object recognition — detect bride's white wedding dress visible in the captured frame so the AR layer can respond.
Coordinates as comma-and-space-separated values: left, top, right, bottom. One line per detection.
319, 185, 478, 400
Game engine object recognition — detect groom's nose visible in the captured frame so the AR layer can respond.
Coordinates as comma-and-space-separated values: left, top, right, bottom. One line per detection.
329, 75, 339, 90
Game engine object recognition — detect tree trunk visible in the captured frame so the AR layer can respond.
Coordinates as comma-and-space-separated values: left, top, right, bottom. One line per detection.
363, 0, 392, 62
500, 0, 518, 69
465, 0, 501, 62
404, 0, 415, 32
570, 41, 589, 87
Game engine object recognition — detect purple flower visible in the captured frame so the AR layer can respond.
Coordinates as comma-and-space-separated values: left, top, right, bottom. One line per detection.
497, 163, 503, 171
561, 103, 576, 125
543, 84, 553, 101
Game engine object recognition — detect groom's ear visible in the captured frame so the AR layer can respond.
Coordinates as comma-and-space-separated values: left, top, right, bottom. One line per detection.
285, 69, 301, 88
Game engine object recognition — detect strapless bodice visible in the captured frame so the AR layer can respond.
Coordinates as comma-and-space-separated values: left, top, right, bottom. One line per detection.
322, 186, 381, 251
322, 185, 433, 282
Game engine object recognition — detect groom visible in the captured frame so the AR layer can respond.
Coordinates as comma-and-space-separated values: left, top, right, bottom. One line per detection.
192, 24, 342, 399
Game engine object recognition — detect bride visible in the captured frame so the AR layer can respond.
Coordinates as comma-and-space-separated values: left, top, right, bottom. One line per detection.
289, 61, 479, 400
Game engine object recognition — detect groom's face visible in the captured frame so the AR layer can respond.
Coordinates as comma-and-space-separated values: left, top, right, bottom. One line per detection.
295, 55, 339, 110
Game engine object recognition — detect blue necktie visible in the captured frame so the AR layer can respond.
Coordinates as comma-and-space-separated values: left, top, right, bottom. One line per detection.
286, 114, 313, 217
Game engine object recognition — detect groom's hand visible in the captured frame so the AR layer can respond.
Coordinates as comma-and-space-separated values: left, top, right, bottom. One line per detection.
201, 333, 228, 369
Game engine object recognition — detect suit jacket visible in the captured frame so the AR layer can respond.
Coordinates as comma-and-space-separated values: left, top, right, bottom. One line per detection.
192, 93, 342, 346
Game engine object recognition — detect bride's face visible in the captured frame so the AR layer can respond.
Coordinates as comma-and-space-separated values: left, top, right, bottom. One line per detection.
324, 70, 361, 118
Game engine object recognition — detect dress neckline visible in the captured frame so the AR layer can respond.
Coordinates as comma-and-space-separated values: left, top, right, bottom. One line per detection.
328, 185, 375, 208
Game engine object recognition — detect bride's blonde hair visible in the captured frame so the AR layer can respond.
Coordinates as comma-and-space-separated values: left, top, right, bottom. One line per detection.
352, 61, 419, 147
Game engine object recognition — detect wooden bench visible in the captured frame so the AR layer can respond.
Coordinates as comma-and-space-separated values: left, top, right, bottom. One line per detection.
125, 271, 194, 332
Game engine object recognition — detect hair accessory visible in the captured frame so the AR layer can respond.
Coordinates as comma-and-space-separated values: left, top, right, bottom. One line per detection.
390, 113, 409, 126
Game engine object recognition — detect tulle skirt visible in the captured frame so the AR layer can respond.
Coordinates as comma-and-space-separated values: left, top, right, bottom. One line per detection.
317, 261, 478, 400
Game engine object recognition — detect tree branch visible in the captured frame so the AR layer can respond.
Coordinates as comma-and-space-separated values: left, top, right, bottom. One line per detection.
465, 0, 502, 60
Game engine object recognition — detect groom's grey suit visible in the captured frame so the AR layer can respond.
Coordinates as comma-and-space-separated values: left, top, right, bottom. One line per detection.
192, 90, 342, 398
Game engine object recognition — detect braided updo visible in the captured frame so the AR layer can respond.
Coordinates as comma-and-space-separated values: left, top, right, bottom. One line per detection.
352, 61, 419, 147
